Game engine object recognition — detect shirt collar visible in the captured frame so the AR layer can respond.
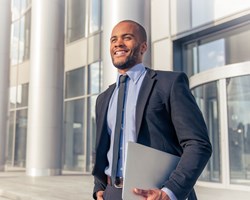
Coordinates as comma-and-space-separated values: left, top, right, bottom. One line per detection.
116, 63, 146, 86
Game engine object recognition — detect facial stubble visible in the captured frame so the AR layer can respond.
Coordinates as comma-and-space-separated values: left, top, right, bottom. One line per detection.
112, 45, 141, 70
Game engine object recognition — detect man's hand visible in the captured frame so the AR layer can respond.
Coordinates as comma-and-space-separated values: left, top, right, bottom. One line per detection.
96, 190, 104, 200
133, 188, 170, 200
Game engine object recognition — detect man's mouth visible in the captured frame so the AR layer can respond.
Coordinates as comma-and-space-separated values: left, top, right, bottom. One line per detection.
114, 50, 128, 56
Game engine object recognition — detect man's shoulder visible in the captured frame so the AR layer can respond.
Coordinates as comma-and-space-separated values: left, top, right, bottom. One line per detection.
97, 83, 116, 99
146, 68, 187, 80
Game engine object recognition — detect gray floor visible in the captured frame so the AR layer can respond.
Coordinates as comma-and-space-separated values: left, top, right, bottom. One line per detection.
0, 171, 94, 200
1, 171, 250, 200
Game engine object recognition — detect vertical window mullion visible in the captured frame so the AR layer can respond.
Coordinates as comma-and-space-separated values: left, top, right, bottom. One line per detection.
218, 79, 230, 186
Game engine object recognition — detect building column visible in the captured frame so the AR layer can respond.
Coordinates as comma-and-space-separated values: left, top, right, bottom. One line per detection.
102, 0, 151, 90
26, 0, 65, 176
0, 0, 11, 171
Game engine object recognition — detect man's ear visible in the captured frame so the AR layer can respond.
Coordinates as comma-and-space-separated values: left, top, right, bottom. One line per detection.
141, 42, 147, 54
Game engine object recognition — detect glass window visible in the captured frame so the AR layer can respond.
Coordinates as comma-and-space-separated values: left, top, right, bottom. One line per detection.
10, 86, 17, 109
17, 83, 29, 108
88, 62, 100, 94
225, 26, 250, 64
14, 109, 28, 167
20, 0, 31, 13
12, 0, 21, 20
227, 75, 250, 186
191, 0, 250, 27
182, 23, 250, 76
64, 99, 85, 171
89, 0, 101, 34
11, 20, 20, 65
192, 81, 221, 182
66, 0, 87, 43
12, 0, 32, 19
6, 111, 15, 165
65, 67, 85, 98
183, 42, 197, 77
86, 95, 97, 172
191, 0, 214, 27
11, 1, 31, 65
19, 10, 31, 63
198, 39, 225, 72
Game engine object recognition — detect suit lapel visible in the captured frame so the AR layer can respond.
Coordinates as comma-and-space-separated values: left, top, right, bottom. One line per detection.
135, 69, 156, 138
101, 84, 116, 113
97, 84, 116, 144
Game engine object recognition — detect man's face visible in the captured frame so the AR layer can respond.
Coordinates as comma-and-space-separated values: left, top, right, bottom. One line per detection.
110, 22, 147, 70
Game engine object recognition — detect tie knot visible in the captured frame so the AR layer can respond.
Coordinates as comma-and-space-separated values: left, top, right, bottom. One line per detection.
119, 75, 128, 83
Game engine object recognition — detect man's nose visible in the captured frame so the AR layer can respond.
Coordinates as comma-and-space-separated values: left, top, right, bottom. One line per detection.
114, 38, 124, 47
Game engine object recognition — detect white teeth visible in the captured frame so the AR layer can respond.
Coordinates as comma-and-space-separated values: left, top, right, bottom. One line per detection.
115, 51, 126, 56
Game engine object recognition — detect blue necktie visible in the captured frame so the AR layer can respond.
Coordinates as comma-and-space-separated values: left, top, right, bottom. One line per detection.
111, 75, 128, 185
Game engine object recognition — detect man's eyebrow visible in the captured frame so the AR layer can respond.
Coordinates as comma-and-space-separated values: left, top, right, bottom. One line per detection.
123, 33, 135, 37
110, 36, 117, 40
110, 33, 135, 40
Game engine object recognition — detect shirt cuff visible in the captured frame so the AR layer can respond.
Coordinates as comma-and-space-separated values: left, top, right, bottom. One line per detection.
161, 187, 177, 200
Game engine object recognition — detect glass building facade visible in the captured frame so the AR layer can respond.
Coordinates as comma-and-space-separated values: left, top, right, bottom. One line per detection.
0, 0, 249, 199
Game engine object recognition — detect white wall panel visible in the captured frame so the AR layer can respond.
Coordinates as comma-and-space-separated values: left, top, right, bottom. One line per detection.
65, 39, 87, 70
18, 61, 30, 84
88, 34, 100, 64
153, 39, 172, 70
151, 0, 170, 41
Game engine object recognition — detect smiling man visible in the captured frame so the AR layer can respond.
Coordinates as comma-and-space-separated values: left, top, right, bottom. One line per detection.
92, 20, 212, 200
109, 21, 147, 72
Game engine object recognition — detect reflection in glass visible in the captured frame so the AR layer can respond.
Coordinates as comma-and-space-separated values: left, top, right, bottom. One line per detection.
192, 81, 221, 182
65, 67, 85, 98
86, 95, 97, 172
11, 21, 20, 65
10, 86, 17, 109
11, 5, 31, 65
66, 0, 86, 43
17, 83, 29, 108
88, 62, 100, 94
20, 0, 31, 14
183, 23, 250, 76
19, 10, 31, 63
64, 99, 85, 171
199, 39, 225, 72
12, 0, 21, 20
12, 0, 32, 20
89, 0, 101, 34
6, 111, 15, 165
227, 75, 250, 185
14, 109, 28, 167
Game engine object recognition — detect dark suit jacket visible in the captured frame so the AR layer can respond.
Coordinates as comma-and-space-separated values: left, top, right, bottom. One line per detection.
92, 68, 212, 200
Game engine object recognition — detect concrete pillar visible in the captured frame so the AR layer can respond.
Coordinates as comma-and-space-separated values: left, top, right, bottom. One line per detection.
26, 0, 65, 176
0, 0, 11, 171
102, 0, 151, 90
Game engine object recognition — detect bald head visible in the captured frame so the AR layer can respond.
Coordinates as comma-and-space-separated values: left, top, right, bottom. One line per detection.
115, 20, 147, 43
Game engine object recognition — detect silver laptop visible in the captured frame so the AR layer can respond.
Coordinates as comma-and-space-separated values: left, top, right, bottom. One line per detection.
122, 142, 180, 200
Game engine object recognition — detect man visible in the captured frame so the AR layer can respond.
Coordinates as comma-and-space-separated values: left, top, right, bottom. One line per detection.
92, 20, 212, 200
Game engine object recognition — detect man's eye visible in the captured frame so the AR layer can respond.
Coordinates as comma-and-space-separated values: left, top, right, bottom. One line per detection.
124, 37, 131, 40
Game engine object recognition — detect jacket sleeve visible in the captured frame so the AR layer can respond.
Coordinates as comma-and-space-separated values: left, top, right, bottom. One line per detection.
93, 176, 107, 199
164, 72, 212, 200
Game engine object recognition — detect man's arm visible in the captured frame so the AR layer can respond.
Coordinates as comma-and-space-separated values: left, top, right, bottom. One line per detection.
93, 177, 106, 199
163, 72, 212, 199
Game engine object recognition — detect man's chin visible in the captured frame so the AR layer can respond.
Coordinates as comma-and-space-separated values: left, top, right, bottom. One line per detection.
113, 60, 135, 70
114, 64, 130, 70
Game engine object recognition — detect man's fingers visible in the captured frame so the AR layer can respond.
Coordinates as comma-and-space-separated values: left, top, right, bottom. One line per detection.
134, 188, 171, 200
96, 191, 104, 200
133, 188, 150, 197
